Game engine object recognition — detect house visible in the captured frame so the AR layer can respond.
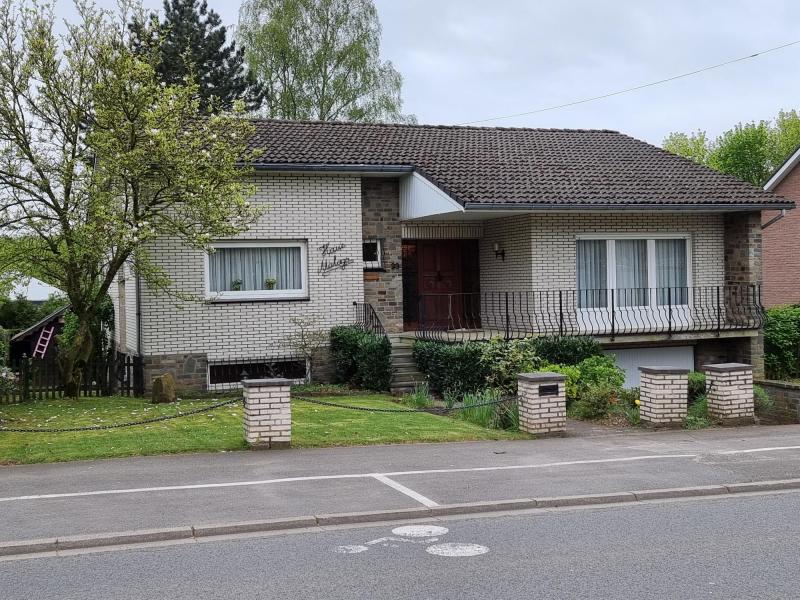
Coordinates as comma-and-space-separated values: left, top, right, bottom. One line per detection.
763, 146, 800, 307
111, 120, 794, 391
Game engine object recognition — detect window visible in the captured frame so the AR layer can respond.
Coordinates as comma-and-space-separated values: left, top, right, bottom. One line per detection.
576, 236, 690, 308
206, 241, 308, 300
363, 239, 383, 270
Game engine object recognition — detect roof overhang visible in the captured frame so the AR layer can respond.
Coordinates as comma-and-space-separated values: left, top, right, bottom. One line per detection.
463, 201, 796, 212
249, 163, 413, 176
764, 146, 800, 192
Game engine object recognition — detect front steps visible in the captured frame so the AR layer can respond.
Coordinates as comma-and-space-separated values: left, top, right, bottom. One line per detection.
388, 334, 426, 395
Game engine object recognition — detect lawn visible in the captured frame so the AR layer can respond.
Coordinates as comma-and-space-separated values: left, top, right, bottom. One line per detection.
0, 393, 526, 465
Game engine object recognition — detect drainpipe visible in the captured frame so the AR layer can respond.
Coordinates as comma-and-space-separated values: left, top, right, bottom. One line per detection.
761, 209, 786, 230
135, 272, 142, 357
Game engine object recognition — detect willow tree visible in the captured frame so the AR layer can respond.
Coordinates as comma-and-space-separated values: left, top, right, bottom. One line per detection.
0, 0, 261, 396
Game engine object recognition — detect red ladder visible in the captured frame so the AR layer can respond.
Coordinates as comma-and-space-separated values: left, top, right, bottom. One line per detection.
33, 325, 55, 358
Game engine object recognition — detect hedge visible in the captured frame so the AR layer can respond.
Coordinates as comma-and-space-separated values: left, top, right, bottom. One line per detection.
764, 306, 800, 380
412, 340, 488, 397
329, 326, 392, 391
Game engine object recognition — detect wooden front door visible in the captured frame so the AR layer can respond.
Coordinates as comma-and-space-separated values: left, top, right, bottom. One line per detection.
418, 241, 464, 327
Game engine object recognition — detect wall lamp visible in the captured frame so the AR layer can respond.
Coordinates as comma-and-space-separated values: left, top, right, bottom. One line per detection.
493, 242, 505, 261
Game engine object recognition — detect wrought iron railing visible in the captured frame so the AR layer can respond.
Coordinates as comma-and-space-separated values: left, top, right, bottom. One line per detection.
416, 284, 764, 342
352, 301, 387, 337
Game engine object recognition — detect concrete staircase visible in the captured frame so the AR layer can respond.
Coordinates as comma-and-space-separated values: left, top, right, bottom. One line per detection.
388, 334, 426, 396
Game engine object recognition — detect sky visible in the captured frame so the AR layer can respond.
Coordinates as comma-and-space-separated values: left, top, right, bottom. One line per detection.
55, 0, 800, 145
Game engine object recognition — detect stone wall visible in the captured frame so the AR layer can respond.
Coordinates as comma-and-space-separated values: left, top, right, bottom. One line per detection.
361, 178, 404, 333
143, 353, 208, 392
754, 379, 800, 424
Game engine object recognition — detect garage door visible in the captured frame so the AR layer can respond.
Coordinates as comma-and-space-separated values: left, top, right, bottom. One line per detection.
604, 346, 694, 388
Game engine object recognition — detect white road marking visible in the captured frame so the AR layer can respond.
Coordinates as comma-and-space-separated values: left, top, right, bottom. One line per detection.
718, 445, 800, 455
371, 474, 439, 507
391, 525, 449, 538
0, 454, 710, 503
426, 543, 489, 557
333, 545, 369, 554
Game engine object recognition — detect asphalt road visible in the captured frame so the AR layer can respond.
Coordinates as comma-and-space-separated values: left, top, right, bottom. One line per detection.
5, 424, 800, 542
3, 492, 800, 599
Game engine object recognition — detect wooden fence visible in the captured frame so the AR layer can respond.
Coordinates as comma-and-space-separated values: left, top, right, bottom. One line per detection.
0, 352, 143, 404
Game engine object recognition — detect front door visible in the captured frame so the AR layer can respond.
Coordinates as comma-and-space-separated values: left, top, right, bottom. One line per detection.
418, 241, 464, 327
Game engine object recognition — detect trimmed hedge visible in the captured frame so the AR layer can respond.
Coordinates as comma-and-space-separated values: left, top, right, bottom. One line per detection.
530, 336, 603, 366
413, 340, 488, 397
329, 326, 392, 391
764, 306, 800, 380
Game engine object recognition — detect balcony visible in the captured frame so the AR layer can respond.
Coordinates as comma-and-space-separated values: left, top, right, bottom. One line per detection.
414, 285, 764, 343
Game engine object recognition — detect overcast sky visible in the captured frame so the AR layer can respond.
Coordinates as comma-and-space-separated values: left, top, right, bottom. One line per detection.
56, 0, 800, 145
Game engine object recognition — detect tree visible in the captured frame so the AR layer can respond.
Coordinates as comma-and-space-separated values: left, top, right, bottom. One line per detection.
0, 0, 261, 396
663, 110, 800, 186
129, 0, 263, 111
238, 0, 415, 123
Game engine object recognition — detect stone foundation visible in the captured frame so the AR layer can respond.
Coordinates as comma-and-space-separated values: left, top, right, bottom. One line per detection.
243, 378, 291, 449
517, 372, 567, 436
694, 336, 764, 379
143, 353, 208, 392
639, 366, 689, 428
703, 363, 754, 425
755, 379, 800, 424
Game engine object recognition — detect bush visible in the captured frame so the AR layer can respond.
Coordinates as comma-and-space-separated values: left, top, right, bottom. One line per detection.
329, 326, 391, 391
480, 337, 541, 395
688, 371, 707, 403
764, 306, 800, 379
754, 384, 774, 411
412, 341, 488, 397
685, 396, 712, 430
569, 383, 616, 420
576, 355, 625, 390
531, 336, 603, 366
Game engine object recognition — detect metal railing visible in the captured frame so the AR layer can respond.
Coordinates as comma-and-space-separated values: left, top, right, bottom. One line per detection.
352, 301, 387, 337
416, 284, 764, 342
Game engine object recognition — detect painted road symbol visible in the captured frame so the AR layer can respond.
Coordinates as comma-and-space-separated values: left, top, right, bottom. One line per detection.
332, 525, 489, 557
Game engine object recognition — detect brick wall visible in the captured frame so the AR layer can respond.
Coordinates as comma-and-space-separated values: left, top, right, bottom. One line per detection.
139, 173, 364, 387
764, 166, 800, 307
362, 178, 404, 333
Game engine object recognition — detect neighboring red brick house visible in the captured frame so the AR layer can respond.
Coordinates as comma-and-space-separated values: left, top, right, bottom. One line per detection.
763, 147, 800, 307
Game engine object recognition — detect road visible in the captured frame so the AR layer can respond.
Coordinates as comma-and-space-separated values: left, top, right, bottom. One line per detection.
4, 424, 800, 542
3, 491, 800, 599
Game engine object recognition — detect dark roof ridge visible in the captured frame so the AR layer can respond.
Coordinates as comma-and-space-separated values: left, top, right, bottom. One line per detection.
245, 117, 620, 134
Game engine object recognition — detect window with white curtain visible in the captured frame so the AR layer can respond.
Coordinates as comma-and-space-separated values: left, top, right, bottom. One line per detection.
577, 236, 690, 308
206, 241, 308, 300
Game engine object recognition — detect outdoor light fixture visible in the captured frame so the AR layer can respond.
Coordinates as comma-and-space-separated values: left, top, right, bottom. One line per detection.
494, 242, 505, 261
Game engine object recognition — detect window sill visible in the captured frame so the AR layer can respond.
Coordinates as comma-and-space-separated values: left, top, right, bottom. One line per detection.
363, 267, 386, 273
205, 296, 310, 304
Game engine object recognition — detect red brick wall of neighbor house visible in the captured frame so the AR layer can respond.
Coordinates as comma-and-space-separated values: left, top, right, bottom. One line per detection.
764, 166, 800, 307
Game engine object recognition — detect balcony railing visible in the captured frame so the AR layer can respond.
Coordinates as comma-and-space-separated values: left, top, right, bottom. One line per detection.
416, 285, 764, 343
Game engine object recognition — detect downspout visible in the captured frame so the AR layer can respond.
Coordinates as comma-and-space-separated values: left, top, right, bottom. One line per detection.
761, 209, 786, 230
135, 272, 142, 357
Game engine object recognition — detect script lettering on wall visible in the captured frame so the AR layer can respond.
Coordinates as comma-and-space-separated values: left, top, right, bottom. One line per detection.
318, 242, 354, 276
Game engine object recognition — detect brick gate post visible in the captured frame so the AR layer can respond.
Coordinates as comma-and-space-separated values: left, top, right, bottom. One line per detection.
703, 363, 755, 425
638, 367, 689, 428
242, 378, 292, 449
517, 372, 567, 436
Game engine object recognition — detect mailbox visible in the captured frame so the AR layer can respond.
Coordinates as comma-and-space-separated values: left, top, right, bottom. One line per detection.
539, 384, 559, 396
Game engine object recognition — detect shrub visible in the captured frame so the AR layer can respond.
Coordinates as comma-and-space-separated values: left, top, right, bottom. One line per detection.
480, 337, 541, 395
754, 384, 774, 411
764, 306, 800, 379
531, 336, 603, 366
0, 365, 18, 396
688, 371, 707, 403
412, 341, 488, 397
684, 396, 712, 430
576, 355, 625, 390
569, 383, 616, 420
617, 387, 640, 407
329, 326, 391, 391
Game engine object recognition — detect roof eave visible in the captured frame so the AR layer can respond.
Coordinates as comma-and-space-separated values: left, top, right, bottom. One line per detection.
463, 201, 796, 212
247, 162, 414, 174
764, 146, 800, 191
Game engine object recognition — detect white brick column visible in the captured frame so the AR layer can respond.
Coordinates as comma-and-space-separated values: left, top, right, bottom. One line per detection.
243, 378, 292, 449
703, 363, 755, 425
639, 367, 689, 428
517, 372, 567, 436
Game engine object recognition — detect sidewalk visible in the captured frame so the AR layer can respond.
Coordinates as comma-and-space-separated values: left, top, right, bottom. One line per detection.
3, 424, 800, 549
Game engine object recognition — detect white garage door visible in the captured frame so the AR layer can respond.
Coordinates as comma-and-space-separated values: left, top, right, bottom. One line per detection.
604, 346, 694, 388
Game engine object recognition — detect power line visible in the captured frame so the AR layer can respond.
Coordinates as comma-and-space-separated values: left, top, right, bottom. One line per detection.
456, 39, 800, 126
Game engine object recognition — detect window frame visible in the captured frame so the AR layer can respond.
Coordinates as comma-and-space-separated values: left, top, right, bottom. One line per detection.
575, 233, 693, 309
204, 240, 309, 302
362, 238, 383, 270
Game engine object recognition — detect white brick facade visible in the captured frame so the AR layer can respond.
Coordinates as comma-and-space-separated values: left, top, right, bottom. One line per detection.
140, 173, 363, 361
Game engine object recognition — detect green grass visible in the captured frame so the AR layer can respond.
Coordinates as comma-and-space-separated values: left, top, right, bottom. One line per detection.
0, 393, 526, 465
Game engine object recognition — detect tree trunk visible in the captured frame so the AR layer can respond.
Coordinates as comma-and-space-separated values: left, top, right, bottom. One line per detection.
60, 317, 94, 399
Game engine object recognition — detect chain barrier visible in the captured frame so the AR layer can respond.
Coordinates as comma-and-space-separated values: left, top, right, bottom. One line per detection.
0, 397, 242, 433
293, 395, 514, 414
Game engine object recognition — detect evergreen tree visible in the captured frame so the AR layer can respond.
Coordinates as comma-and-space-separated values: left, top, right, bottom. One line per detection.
130, 0, 263, 111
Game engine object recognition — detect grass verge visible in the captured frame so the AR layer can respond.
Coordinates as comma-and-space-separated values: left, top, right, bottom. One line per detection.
0, 394, 526, 465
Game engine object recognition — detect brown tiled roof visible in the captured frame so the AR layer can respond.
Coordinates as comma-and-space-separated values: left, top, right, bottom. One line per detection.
247, 119, 793, 208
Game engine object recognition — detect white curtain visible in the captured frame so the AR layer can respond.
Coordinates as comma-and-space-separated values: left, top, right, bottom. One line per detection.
210, 246, 302, 292
656, 239, 688, 304
615, 240, 648, 306
577, 240, 607, 308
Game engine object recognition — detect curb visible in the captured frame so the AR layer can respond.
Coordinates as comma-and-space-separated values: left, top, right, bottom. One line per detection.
3, 477, 800, 558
